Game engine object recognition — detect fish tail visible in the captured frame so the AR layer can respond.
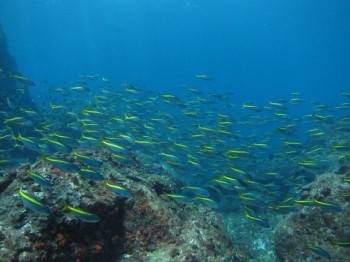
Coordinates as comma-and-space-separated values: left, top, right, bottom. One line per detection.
39, 153, 47, 161
61, 201, 69, 212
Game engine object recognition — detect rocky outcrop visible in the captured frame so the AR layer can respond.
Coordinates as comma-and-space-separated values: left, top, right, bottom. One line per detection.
275, 169, 350, 261
0, 23, 19, 102
0, 23, 34, 114
0, 149, 237, 262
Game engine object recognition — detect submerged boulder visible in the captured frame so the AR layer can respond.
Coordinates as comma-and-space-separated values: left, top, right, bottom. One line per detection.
275, 171, 350, 261
0, 149, 237, 262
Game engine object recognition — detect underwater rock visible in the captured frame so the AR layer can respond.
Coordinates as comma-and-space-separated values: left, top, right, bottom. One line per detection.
336, 166, 350, 175
275, 172, 350, 261
0, 24, 17, 74
0, 23, 36, 124
0, 149, 236, 262
0, 23, 19, 104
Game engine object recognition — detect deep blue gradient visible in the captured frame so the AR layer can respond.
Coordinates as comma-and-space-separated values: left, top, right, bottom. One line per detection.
1, 0, 350, 105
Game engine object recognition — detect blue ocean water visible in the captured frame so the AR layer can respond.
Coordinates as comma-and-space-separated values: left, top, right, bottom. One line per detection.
1, 2, 350, 260
1, 0, 350, 106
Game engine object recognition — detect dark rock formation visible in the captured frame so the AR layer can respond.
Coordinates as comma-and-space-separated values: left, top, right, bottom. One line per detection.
0, 23, 34, 116
0, 24, 19, 104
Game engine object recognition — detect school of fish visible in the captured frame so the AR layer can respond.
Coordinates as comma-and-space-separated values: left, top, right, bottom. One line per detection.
1, 72, 350, 257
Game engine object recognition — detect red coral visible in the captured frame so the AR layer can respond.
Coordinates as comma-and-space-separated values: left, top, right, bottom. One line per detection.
34, 242, 45, 249
140, 204, 147, 215
51, 168, 65, 175
57, 233, 66, 247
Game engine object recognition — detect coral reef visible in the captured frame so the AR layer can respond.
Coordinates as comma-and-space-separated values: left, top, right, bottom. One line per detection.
275, 169, 350, 261
0, 148, 237, 261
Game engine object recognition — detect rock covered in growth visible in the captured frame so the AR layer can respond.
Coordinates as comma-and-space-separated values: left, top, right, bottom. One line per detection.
121, 187, 234, 262
275, 170, 350, 261
0, 149, 236, 262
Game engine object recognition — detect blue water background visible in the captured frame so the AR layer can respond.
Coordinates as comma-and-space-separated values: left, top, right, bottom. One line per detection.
1, 0, 350, 112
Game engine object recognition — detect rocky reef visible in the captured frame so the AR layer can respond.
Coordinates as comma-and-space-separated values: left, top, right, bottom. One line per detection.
0, 23, 34, 114
275, 166, 350, 261
0, 24, 18, 100
0, 148, 238, 262
0, 24, 17, 72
